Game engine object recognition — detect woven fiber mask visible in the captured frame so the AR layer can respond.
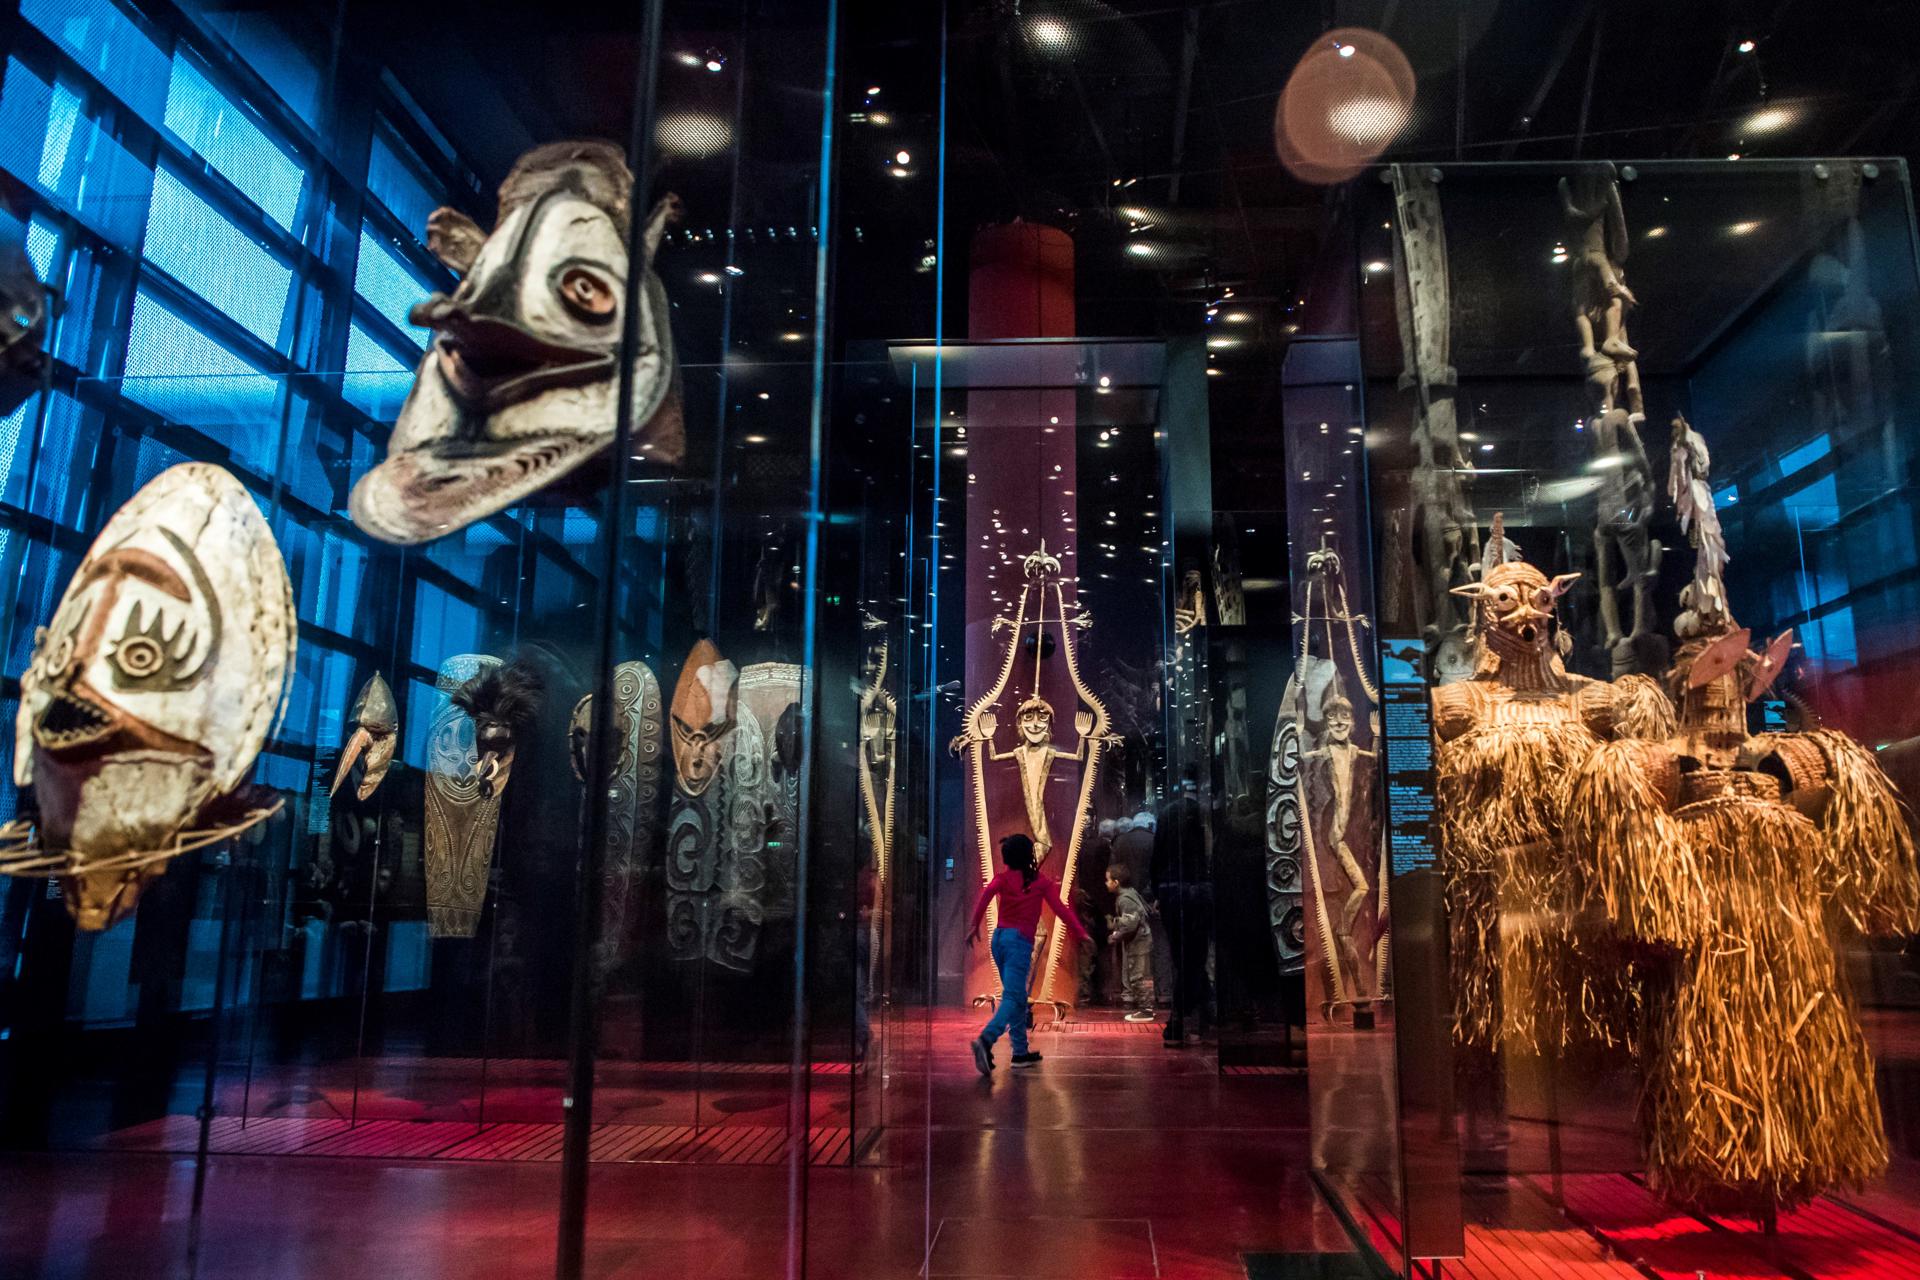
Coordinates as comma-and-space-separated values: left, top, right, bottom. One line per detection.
6, 464, 295, 929
330, 673, 398, 802
350, 141, 684, 545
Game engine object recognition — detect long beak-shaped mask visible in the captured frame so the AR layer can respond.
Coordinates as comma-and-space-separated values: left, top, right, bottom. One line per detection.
330, 673, 399, 801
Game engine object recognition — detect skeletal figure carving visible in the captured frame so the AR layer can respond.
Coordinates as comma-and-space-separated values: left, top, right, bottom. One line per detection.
1388, 166, 1480, 653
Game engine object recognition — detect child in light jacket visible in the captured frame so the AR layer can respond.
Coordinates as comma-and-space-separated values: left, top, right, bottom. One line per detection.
1105, 864, 1155, 1022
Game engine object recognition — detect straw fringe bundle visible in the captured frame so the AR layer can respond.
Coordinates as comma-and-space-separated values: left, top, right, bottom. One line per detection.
1804, 729, 1920, 937
1566, 738, 1705, 950
1437, 719, 1604, 1054
1647, 787, 1887, 1215
1608, 673, 1679, 742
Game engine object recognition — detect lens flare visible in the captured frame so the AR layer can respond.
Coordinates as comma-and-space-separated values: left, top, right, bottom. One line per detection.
1274, 27, 1416, 185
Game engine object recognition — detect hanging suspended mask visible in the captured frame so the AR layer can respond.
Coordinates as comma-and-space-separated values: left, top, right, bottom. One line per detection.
350, 141, 684, 545
330, 673, 399, 802
7, 464, 296, 929
1, 190, 48, 418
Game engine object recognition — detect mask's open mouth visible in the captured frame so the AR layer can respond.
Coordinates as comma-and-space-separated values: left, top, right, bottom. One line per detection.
36, 690, 114, 751
429, 314, 613, 410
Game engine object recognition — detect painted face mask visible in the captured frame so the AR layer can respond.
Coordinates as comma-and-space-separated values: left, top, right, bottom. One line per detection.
670, 639, 737, 798
2, 187, 48, 419
6, 464, 295, 929
350, 141, 685, 545
330, 673, 399, 801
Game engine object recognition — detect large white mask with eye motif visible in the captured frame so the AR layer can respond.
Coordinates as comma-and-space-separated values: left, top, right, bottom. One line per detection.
9, 464, 295, 929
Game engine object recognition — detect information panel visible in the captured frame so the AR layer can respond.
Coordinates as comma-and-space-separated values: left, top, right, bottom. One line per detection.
1379, 638, 1436, 873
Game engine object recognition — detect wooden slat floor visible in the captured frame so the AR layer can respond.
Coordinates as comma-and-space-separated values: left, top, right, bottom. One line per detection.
97, 1113, 870, 1167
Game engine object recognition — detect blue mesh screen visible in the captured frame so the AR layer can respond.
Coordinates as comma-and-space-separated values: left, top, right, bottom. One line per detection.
410, 579, 483, 671
24, 392, 96, 524
0, 58, 155, 248
143, 166, 294, 348
25, 217, 58, 281
191, 9, 321, 122
366, 125, 438, 241
21, 0, 171, 130
353, 226, 429, 346
163, 55, 303, 233
6, 544, 73, 675
0, 403, 27, 505
340, 322, 414, 420
122, 288, 282, 436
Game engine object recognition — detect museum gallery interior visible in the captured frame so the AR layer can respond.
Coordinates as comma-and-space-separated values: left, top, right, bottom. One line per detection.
3, 0, 1920, 1276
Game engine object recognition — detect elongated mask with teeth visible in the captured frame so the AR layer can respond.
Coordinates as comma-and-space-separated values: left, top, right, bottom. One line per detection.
350, 141, 684, 544
331, 673, 399, 801
9, 464, 295, 928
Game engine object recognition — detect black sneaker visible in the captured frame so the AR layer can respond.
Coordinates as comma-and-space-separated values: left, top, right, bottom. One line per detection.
970, 1036, 993, 1076
1011, 1052, 1043, 1069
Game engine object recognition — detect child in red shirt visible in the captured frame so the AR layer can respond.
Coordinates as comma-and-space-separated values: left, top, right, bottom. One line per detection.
968, 834, 1092, 1073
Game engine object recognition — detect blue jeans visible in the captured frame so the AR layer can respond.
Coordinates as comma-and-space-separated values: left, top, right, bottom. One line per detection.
980, 926, 1031, 1056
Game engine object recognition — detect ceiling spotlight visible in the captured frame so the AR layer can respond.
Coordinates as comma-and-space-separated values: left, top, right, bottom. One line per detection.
780, 331, 805, 342
675, 52, 703, 67
1743, 106, 1794, 134
1729, 219, 1761, 236
1028, 16, 1073, 48
1206, 337, 1238, 349
1335, 41, 1355, 58
1727, 152, 1742, 160
866, 85, 882, 95
1126, 242, 1158, 258
757, 392, 771, 401
723, 264, 744, 276
889, 167, 910, 178
1645, 226, 1668, 238
743, 433, 768, 444
895, 149, 912, 164
1479, 443, 1494, 453
704, 52, 726, 72
697, 272, 721, 284
868, 111, 893, 125
1223, 311, 1251, 323
1097, 375, 1111, 388
1736, 38, 1757, 53
1365, 260, 1388, 274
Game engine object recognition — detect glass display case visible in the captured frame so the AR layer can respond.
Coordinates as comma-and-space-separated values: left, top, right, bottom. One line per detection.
0, 0, 937, 1274
1299, 157, 1920, 1276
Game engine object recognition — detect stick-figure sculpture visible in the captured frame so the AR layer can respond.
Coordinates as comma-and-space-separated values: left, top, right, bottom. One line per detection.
952, 544, 1116, 1016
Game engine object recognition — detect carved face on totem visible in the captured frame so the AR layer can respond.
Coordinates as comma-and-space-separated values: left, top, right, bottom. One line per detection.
1452, 561, 1580, 657
14, 464, 295, 929
349, 141, 683, 545
331, 673, 398, 801
670, 639, 737, 797
1017, 698, 1054, 746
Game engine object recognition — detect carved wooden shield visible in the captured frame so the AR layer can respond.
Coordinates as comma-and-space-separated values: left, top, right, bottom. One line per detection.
423, 653, 501, 938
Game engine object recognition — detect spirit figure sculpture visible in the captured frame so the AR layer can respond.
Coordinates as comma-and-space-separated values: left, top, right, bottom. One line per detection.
952, 544, 1116, 1017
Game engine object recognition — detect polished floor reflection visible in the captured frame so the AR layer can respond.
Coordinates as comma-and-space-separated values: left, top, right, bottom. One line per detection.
0, 1008, 1345, 1279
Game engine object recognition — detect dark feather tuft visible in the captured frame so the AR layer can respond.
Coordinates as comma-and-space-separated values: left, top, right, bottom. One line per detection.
451, 659, 545, 727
